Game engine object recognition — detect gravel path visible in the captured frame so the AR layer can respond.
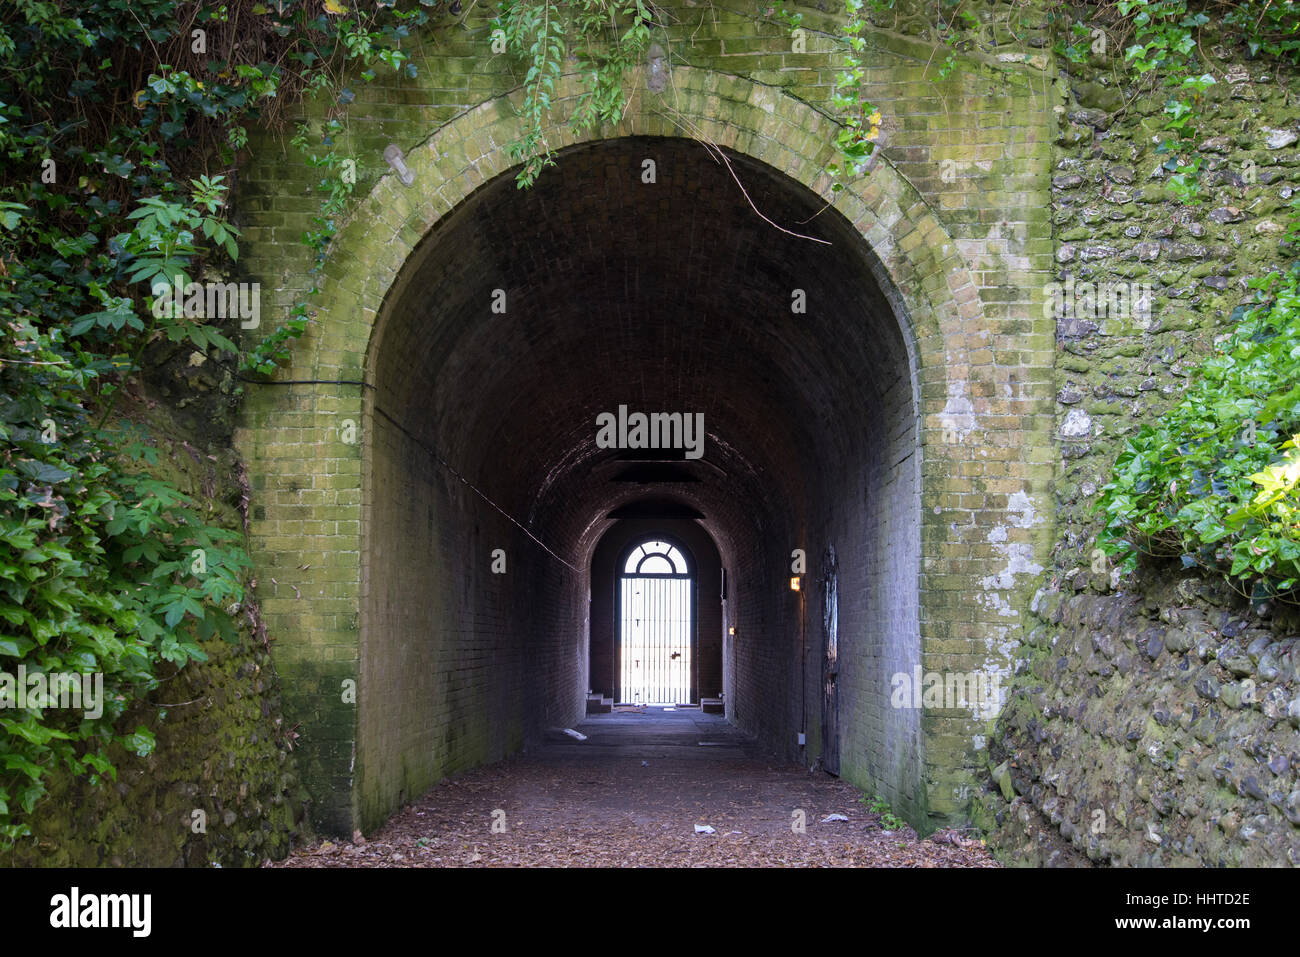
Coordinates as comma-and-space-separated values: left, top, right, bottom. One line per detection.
270, 709, 998, 868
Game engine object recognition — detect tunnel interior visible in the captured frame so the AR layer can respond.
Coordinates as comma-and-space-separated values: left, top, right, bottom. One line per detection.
357, 135, 923, 829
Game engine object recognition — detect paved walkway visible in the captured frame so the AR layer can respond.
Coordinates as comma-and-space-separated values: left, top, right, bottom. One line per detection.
271, 708, 997, 867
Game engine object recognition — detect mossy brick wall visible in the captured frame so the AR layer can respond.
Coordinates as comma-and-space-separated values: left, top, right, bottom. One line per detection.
233, 0, 1059, 836
978, 31, 1300, 865
12, 390, 304, 867
357, 396, 586, 832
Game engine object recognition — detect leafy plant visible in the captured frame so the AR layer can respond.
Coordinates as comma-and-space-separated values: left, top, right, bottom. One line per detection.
0, 0, 446, 846
862, 792, 907, 830
1096, 249, 1300, 605
492, 0, 654, 189
0, 309, 248, 842
772, 1, 885, 191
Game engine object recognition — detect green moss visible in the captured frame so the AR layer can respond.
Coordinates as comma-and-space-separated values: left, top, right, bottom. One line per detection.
10, 392, 306, 866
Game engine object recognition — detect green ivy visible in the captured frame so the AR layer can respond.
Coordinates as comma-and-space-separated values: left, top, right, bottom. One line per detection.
492, 1, 887, 193
1097, 246, 1300, 605
492, 0, 654, 189
0, 0, 442, 847
772, 1, 884, 190
1056, 2, 1300, 203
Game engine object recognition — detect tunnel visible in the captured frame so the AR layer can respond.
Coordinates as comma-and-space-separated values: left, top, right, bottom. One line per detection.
354, 134, 922, 831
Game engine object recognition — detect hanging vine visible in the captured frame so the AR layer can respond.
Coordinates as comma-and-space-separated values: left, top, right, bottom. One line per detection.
492, 0, 654, 188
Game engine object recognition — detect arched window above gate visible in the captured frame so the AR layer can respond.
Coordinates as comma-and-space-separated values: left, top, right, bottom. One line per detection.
623, 540, 689, 576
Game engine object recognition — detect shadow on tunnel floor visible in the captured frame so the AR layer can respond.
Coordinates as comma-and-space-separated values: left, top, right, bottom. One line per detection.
269, 707, 999, 867
536, 707, 759, 761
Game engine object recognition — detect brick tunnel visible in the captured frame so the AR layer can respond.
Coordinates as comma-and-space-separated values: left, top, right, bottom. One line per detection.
353, 135, 922, 832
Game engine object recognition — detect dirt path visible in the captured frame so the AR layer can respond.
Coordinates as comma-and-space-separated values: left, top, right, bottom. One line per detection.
270, 709, 997, 868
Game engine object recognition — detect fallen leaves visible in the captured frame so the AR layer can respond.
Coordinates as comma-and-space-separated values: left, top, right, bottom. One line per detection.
269, 753, 999, 869
928, 828, 987, 850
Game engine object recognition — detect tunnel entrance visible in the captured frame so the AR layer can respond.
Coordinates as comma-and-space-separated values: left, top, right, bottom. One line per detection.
356, 132, 924, 832
617, 538, 694, 706
240, 75, 1057, 839
231, 30, 1061, 844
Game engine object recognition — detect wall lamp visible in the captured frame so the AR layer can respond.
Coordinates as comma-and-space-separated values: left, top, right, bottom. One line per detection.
790, 576, 801, 592
383, 144, 416, 187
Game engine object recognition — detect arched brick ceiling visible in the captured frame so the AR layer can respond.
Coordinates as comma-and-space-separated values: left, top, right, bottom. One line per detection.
372, 135, 911, 570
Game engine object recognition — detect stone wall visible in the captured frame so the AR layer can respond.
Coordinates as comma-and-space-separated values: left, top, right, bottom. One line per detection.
979, 21, 1300, 865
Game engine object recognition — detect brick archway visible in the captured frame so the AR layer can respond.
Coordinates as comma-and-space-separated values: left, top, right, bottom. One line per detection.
236, 66, 1054, 835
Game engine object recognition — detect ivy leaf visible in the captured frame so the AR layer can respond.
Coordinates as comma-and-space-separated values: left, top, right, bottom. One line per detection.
2, 754, 43, 781
0, 202, 26, 231
0, 637, 34, 657
126, 727, 156, 758
14, 461, 70, 484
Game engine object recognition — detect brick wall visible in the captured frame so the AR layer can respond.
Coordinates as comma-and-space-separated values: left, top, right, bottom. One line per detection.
234, 1, 1058, 835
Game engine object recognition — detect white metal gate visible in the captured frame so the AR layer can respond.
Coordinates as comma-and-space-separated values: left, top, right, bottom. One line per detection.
618, 540, 692, 705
